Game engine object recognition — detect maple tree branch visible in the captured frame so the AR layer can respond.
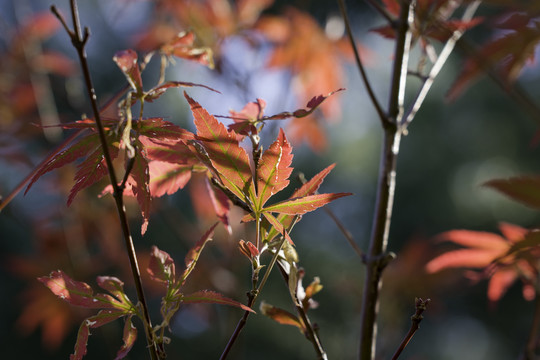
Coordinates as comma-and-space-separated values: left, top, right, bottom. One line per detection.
359, 1, 414, 359
51, 3, 158, 359
521, 293, 540, 359
277, 263, 328, 360
402, 0, 481, 129
364, 0, 397, 26
391, 298, 430, 360
338, 0, 387, 124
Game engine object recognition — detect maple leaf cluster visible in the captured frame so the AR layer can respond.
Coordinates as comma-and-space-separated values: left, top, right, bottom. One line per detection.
427, 175, 540, 303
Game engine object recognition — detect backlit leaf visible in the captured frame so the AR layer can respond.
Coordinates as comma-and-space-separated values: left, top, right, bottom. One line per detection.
114, 315, 137, 360
425, 249, 504, 273
185, 92, 254, 203
260, 301, 304, 331
145, 81, 219, 103
435, 230, 508, 251
125, 149, 151, 234
148, 161, 193, 197
484, 176, 540, 209
70, 310, 126, 360
263, 89, 345, 120
113, 49, 143, 94
159, 31, 214, 69
25, 133, 100, 195
96, 277, 129, 305
256, 129, 293, 209
181, 222, 218, 286
181, 290, 255, 313
38, 270, 121, 309
148, 246, 176, 285
205, 178, 231, 233
263, 193, 352, 215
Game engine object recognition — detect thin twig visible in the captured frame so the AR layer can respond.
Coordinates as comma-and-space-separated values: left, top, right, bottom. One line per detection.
337, 0, 388, 124
220, 234, 288, 359
402, 0, 481, 129
277, 263, 328, 360
50, 3, 158, 359
391, 298, 431, 360
358, 1, 415, 359
297, 172, 363, 258
364, 0, 397, 26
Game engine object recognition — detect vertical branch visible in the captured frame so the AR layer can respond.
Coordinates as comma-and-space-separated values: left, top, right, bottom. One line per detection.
358, 0, 415, 359
50, 3, 158, 359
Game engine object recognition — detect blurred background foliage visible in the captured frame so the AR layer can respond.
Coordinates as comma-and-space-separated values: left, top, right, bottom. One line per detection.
1, 0, 539, 359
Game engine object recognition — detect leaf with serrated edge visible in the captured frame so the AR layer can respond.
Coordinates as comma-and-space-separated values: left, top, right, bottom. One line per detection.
38, 270, 122, 309
263, 89, 345, 120
68, 142, 119, 206
70, 310, 126, 360
185, 92, 254, 203
149, 161, 193, 197
260, 301, 304, 331
96, 276, 129, 305
125, 147, 151, 234
484, 176, 540, 209
113, 49, 143, 94
25, 133, 100, 195
256, 129, 293, 209
136, 118, 195, 142
181, 222, 218, 286
114, 315, 137, 360
206, 178, 231, 234
148, 246, 176, 285
265, 164, 336, 242
263, 193, 351, 215
181, 290, 255, 313
145, 81, 219, 103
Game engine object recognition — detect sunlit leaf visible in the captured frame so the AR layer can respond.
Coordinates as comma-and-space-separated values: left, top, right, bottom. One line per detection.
185, 92, 254, 203
38, 270, 122, 309
70, 310, 126, 360
159, 31, 214, 69
113, 49, 143, 94
114, 315, 137, 360
260, 301, 304, 331
255, 129, 293, 209
425, 249, 504, 273
263, 193, 351, 215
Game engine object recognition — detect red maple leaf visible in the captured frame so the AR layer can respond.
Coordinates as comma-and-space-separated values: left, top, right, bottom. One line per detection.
426, 222, 538, 302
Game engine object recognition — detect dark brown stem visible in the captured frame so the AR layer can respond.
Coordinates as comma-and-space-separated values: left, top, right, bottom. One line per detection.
358, 1, 414, 359
338, 0, 387, 123
521, 293, 540, 359
277, 263, 328, 360
391, 298, 431, 360
220, 235, 287, 359
51, 3, 158, 359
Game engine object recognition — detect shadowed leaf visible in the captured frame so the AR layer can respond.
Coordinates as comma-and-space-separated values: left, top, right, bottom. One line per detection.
182, 290, 255, 313
148, 246, 176, 285
484, 176, 540, 209
181, 222, 218, 285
